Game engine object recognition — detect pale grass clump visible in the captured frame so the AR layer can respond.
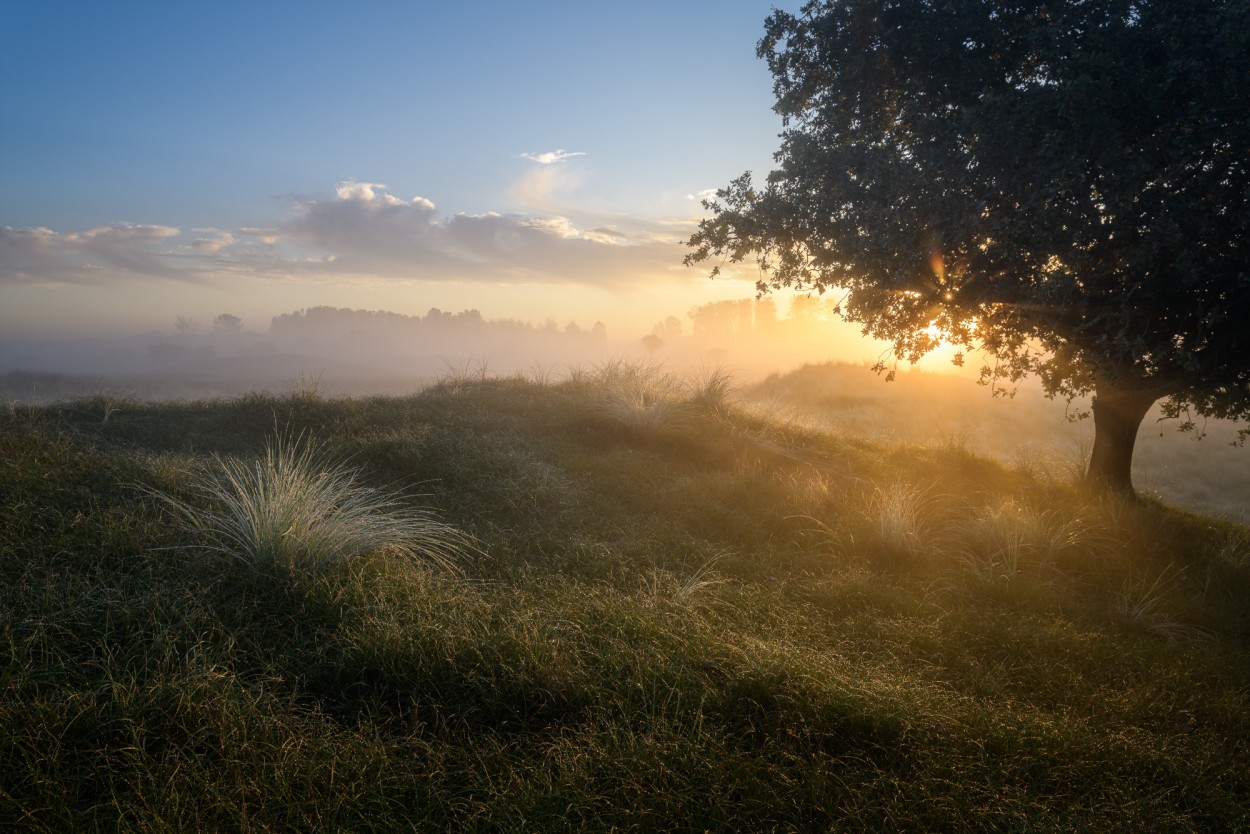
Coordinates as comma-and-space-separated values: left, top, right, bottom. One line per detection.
156, 433, 471, 575
684, 364, 738, 418
777, 470, 841, 519
640, 553, 727, 609
1214, 527, 1250, 568
585, 359, 694, 438
579, 360, 740, 437
800, 481, 938, 565
953, 500, 1091, 575
1092, 489, 1160, 534
1115, 566, 1211, 645
525, 361, 557, 387
72, 391, 133, 424
586, 357, 669, 392
434, 356, 492, 392
283, 370, 324, 402
593, 386, 694, 437
867, 481, 936, 557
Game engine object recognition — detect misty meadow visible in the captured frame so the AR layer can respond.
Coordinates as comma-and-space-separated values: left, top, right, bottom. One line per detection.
2, 0, 1249, 832
3, 362, 1248, 831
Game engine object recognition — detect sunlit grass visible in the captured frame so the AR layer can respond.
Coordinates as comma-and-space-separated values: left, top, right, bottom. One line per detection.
1115, 566, 1211, 645
581, 358, 695, 438
862, 480, 937, 564
950, 498, 1093, 576
640, 551, 728, 610
2, 375, 1247, 831
684, 363, 739, 418
152, 431, 472, 574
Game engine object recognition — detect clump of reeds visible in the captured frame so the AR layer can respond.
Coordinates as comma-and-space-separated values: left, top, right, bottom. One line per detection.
155, 432, 472, 574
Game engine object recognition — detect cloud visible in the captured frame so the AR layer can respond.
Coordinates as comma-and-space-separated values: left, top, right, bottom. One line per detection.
0, 226, 62, 286
237, 227, 281, 245
187, 231, 236, 253
512, 150, 588, 210
74, 225, 184, 278
1, 181, 704, 292
332, 181, 437, 210
686, 188, 719, 202
518, 149, 586, 165
281, 181, 684, 287
288, 181, 442, 267
1, 223, 189, 285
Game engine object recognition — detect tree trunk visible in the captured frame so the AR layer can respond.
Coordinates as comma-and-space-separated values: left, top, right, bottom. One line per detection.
1084, 380, 1160, 494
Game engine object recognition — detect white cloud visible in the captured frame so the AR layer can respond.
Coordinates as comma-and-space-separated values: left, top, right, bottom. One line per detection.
335, 181, 386, 201
0, 182, 701, 291
276, 182, 690, 287
286, 180, 444, 269
237, 227, 281, 245
518, 149, 586, 165
0, 226, 61, 285
686, 188, 719, 202
1, 223, 188, 285
332, 181, 437, 210
187, 231, 236, 253
68, 224, 181, 244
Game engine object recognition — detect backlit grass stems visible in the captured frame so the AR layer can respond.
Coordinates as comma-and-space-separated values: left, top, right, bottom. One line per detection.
160, 433, 470, 574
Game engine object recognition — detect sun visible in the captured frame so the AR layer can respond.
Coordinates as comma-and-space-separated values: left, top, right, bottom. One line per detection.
917, 322, 973, 374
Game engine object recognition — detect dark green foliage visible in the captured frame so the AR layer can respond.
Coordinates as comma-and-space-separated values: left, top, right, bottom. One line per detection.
2, 378, 1248, 831
687, 0, 1250, 492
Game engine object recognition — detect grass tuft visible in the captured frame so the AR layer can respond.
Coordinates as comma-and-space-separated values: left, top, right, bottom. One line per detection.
583, 359, 695, 438
866, 480, 936, 561
951, 499, 1092, 576
1116, 566, 1211, 644
641, 552, 728, 609
152, 431, 472, 575
684, 364, 739, 418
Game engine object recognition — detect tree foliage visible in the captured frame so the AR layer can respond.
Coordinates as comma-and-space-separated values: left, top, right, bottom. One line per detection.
213, 313, 244, 334
687, 0, 1250, 479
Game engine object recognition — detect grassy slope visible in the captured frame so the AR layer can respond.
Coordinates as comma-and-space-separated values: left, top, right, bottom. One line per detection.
2, 370, 1248, 832
749, 362, 1250, 522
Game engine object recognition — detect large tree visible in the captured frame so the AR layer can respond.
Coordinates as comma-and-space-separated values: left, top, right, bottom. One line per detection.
686, 0, 1249, 493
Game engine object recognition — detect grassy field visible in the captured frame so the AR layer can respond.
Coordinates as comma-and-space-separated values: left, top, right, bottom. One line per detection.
749, 362, 1250, 522
2, 363, 1248, 831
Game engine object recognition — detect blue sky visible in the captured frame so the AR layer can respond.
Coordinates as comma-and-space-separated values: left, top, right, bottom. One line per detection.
1, 0, 805, 340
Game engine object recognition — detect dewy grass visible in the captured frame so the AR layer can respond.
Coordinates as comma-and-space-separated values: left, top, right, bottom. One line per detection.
584, 359, 695, 438
6, 378, 1250, 832
685, 364, 738, 418
868, 480, 934, 557
1116, 565, 1211, 644
952, 499, 1092, 575
157, 432, 471, 574
640, 551, 727, 608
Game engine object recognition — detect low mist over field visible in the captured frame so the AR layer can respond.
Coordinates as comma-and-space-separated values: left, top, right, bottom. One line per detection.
0, 293, 901, 395
4, 325, 1245, 520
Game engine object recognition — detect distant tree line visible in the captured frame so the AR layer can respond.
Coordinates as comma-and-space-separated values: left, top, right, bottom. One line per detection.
269, 306, 608, 345
644, 296, 841, 345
